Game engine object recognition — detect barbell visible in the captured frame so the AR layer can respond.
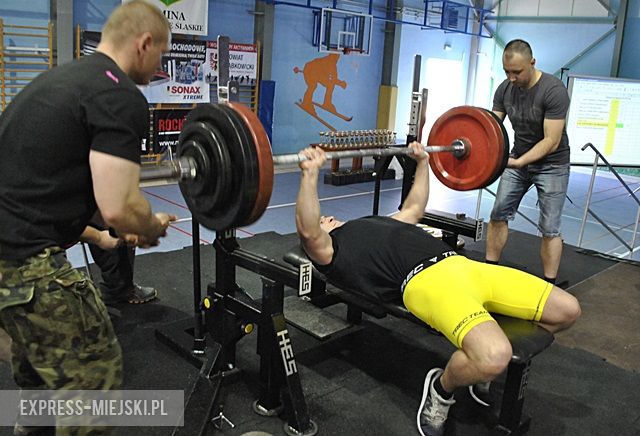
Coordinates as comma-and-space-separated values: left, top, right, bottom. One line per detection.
140, 103, 509, 231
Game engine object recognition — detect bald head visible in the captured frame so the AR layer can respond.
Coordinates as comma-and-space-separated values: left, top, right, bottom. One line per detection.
98, 0, 171, 85
101, 0, 170, 47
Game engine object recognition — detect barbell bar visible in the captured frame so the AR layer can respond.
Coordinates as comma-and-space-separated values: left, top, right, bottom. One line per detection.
141, 103, 508, 231
141, 141, 467, 183
271, 140, 467, 166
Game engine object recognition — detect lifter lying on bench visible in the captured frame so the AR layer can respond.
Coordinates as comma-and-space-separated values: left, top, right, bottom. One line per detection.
295, 143, 581, 436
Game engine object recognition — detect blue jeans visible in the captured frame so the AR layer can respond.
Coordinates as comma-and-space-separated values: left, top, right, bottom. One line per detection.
490, 163, 570, 237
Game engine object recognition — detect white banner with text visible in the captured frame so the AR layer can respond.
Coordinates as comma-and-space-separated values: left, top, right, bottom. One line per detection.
204, 41, 258, 86
130, 0, 208, 36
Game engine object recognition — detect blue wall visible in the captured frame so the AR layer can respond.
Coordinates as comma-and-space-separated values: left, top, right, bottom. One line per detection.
73, 1, 118, 32
0, 1, 51, 67
270, 6, 385, 154
0, 0, 49, 27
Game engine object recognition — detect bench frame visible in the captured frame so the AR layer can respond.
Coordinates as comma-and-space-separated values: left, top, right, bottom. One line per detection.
156, 224, 552, 436
284, 247, 554, 436
156, 230, 320, 436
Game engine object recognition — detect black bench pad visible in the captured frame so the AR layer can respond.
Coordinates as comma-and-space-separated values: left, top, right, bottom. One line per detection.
283, 246, 554, 362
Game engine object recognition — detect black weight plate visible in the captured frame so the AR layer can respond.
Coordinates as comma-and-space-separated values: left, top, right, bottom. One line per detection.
482, 108, 510, 186
177, 128, 230, 229
179, 104, 247, 230
178, 121, 230, 204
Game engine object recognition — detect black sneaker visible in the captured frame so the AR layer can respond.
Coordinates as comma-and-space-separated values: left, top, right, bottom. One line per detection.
417, 368, 455, 436
102, 284, 157, 305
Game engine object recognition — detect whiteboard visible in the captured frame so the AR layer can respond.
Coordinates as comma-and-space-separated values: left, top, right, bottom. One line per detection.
567, 75, 640, 167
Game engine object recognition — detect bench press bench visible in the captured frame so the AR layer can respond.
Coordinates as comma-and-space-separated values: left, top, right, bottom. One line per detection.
283, 246, 554, 436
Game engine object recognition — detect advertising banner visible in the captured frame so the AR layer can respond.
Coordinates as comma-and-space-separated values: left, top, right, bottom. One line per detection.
204, 41, 258, 86
151, 108, 191, 154
139, 39, 209, 104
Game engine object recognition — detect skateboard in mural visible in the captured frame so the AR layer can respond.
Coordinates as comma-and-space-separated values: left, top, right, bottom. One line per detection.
293, 53, 352, 131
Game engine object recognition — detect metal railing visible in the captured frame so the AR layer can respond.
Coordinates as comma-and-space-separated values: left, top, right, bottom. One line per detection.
577, 143, 640, 258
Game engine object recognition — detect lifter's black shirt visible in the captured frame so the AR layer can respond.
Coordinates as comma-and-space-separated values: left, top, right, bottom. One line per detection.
0, 53, 149, 261
314, 216, 454, 301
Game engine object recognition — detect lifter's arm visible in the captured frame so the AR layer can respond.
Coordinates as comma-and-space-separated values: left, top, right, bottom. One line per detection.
90, 151, 176, 246
295, 147, 334, 265
392, 142, 430, 225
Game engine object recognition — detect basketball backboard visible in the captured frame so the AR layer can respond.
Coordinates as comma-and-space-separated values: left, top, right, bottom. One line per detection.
315, 8, 372, 56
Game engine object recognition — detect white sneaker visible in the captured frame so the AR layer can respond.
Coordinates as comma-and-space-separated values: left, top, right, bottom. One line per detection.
417, 368, 456, 436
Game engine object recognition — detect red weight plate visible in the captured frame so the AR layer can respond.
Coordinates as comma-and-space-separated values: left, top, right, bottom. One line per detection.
226, 102, 274, 226
427, 106, 504, 191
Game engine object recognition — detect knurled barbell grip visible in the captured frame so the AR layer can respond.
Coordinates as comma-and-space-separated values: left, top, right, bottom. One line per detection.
272, 141, 465, 166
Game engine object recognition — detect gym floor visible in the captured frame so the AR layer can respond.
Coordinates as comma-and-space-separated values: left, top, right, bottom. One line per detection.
67, 164, 640, 268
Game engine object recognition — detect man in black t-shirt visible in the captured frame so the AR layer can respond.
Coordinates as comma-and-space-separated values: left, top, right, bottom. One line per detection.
80, 225, 157, 305
486, 39, 571, 286
0, 2, 176, 432
296, 144, 580, 436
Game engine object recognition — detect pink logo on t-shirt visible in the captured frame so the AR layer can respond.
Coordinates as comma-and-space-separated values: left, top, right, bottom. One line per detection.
105, 70, 119, 83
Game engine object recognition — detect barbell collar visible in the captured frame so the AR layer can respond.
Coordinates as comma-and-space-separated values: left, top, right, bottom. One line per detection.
272, 141, 466, 166
178, 156, 198, 180
140, 156, 196, 182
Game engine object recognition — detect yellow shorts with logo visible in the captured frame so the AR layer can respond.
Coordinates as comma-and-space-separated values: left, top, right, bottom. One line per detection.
402, 256, 553, 348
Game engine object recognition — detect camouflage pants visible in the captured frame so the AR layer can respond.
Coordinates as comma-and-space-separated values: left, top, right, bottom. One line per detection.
0, 247, 123, 435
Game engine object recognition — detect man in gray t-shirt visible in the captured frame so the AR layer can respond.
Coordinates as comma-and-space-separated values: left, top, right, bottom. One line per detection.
486, 39, 570, 285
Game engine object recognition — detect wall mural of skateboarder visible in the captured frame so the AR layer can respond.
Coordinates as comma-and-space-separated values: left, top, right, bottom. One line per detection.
293, 53, 352, 131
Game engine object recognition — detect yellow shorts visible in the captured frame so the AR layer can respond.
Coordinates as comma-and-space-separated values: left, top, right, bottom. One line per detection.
402, 256, 553, 348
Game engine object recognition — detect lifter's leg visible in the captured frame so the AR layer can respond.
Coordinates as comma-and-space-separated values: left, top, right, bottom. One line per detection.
439, 320, 512, 392
536, 286, 580, 333
417, 321, 512, 436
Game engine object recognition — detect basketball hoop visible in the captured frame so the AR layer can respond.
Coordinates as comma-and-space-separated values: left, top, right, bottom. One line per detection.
342, 47, 351, 55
